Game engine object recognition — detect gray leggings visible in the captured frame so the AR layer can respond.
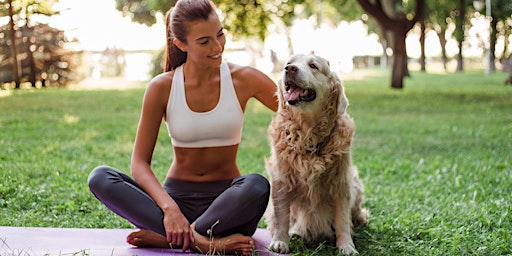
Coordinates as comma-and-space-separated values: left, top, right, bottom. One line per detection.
87, 165, 270, 237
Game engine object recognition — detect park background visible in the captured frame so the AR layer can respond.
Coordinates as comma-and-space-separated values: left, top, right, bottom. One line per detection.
1, 0, 511, 255
2, 0, 512, 89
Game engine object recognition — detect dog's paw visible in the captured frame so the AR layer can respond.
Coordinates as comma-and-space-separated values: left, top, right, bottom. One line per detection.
355, 208, 370, 227
269, 240, 290, 254
337, 243, 358, 255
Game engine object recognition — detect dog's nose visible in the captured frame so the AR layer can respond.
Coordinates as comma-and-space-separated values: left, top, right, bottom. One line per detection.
285, 64, 298, 74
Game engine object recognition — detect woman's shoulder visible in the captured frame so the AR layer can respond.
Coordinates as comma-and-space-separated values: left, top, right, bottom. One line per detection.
148, 71, 174, 88
227, 62, 273, 85
227, 62, 260, 77
142, 71, 174, 106
144, 71, 175, 95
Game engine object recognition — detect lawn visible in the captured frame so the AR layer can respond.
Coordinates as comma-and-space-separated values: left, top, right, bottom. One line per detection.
1, 69, 511, 255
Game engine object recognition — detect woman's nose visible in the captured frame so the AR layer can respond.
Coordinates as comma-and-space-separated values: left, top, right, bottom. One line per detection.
212, 38, 222, 52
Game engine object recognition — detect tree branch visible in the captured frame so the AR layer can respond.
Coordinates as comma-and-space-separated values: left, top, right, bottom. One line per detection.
409, 0, 425, 30
356, 0, 394, 30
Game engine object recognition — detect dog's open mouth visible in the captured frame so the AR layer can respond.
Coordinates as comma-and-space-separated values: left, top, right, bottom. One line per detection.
284, 80, 316, 105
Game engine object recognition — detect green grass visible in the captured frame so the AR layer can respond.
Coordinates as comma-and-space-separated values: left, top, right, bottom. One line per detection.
1, 70, 511, 255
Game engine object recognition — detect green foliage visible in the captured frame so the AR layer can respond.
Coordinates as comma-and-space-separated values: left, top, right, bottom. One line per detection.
1, 70, 511, 255
215, 0, 271, 41
329, 0, 366, 21
111, 0, 376, 40
115, 0, 166, 26
114, 0, 274, 40
149, 47, 165, 78
426, 0, 456, 28
0, 0, 56, 17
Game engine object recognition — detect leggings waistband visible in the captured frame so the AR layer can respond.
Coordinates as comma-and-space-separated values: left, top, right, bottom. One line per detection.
163, 178, 233, 195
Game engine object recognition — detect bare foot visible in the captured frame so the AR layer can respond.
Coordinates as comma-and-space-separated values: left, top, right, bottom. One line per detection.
191, 229, 255, 256
126, 229, 170, 248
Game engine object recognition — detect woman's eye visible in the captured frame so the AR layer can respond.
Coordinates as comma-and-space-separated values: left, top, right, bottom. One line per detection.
200, 40, 208, 45
309, 63, 318, 69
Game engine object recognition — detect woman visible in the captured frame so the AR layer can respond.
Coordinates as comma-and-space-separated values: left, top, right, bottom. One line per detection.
87, 0, 278, 255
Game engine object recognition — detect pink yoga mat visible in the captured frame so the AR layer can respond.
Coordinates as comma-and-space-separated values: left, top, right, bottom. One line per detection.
0, 227, 287, 255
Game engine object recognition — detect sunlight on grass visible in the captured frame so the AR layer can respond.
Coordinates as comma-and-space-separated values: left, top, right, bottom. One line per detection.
0, 90, 12, 98
62, 114, 80, 124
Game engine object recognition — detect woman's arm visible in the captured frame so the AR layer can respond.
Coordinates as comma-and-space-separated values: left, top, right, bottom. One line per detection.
130, 72, 194, 249
230, 64, 278, 112
131, 73, 175, 212
250, 69, 279, 112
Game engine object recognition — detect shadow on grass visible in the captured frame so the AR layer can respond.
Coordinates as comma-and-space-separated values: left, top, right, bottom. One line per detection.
283, 223, 403, 256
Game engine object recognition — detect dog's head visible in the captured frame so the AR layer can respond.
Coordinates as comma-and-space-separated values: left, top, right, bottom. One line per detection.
278, 54, 348, 115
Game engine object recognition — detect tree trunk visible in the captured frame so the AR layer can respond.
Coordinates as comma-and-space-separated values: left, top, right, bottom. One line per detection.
380, 37, 388, 69
8, 0, 21, 89
379, 24, 389, 69
455, 0, 466, 73
391, 28, 407, 89
437, 29, 448, 71
24, 23, 37, 87
420, 20, 426, 72
506, 54, 512, 85
456, 40, 464, 72
356, 0, 424, 89
489, 17, 498, 73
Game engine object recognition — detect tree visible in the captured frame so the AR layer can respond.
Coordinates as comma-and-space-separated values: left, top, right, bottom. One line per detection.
4, 0, 21, 88
474, 0, 512, 73
419, 16, 426, 72
114, 0, 276, 41
425, 0, 457, 71
0, 0, 79, 87
115, 0, 171, 26
357, 0, 425, 89
0, 23, 79, 87
114, 0, 311, 67
453, 0, 468, 72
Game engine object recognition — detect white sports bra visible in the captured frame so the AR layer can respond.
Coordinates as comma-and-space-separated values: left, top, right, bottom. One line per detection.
165, 62, 244, 148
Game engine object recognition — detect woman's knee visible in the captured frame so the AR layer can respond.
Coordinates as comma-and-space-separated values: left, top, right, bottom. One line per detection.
87, 165, 119, 194
237, 173, 270, 199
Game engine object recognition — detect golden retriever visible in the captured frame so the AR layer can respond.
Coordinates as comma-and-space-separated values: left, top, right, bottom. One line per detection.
265, 54, 368, 255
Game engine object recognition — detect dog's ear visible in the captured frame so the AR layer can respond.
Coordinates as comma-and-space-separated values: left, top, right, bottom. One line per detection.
324, 58, 330, 68
330, 71, 348, 114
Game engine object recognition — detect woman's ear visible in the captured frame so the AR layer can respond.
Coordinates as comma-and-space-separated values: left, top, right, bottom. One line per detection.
173, 38, 187, 52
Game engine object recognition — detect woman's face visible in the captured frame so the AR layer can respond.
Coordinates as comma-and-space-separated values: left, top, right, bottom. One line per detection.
178, 12, 226, 67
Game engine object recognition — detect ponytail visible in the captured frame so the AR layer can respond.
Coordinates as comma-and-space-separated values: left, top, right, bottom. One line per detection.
163, 0, 215, 72
164, 10, 187, 72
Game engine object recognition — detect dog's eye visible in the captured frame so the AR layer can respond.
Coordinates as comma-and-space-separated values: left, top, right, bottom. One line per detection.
309, 63, 318, 70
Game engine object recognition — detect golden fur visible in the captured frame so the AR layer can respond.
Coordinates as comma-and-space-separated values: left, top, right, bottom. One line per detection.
265, 54, 368, 255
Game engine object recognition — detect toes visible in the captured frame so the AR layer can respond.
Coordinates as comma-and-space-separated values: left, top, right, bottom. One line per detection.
269, 240, 289, 254
338, 244, 358, 255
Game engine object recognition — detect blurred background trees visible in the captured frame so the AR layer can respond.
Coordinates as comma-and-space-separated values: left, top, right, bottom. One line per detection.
0, 0, 79, 88
113, 0, 512, 89
1, 0, 511, 89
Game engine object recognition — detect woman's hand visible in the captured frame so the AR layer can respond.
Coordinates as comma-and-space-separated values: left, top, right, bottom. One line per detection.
163, 210, 195, 251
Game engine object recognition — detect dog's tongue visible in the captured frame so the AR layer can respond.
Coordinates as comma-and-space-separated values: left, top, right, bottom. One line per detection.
284, 87, 301, 102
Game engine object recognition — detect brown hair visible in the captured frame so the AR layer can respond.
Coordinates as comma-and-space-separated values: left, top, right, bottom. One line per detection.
164, 0, 216, 72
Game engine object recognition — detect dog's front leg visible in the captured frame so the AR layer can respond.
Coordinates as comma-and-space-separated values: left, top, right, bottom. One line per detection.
334, 195, 357, 255
268, 182, 291, 254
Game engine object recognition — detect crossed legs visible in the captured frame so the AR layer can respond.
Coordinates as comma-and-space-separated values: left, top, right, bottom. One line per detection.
87, 166, 270, 255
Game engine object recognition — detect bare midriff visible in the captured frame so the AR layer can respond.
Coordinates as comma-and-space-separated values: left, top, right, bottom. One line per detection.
167, 144, 241, 182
